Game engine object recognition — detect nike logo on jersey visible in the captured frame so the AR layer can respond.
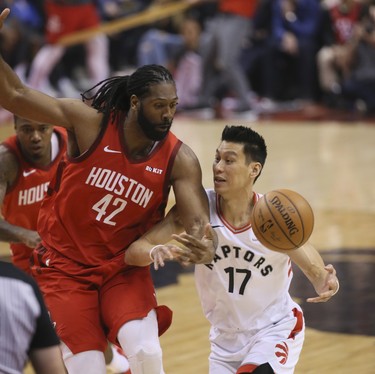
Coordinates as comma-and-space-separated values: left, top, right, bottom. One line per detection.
211, 225, 224, 228
104, 145, 122, 154
23, 169, 36, 177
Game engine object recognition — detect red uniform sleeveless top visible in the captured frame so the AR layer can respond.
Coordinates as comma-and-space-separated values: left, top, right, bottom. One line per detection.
1, 128, 67, 273
38, 119, 182, 266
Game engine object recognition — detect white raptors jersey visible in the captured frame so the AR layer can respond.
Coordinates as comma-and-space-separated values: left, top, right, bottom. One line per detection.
195, 189, 301, 333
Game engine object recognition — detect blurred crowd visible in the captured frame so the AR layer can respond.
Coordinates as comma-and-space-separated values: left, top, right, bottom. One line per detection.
1, 0, 375, 120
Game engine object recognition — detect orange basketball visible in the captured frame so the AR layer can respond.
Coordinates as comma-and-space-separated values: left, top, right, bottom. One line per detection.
251, 189, 314, 251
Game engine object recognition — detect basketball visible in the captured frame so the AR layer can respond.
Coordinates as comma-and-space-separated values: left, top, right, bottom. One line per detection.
251, 189, 314, 251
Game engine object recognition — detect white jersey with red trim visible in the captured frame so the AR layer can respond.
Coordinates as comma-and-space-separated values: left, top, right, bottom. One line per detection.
195, 189, 301, 333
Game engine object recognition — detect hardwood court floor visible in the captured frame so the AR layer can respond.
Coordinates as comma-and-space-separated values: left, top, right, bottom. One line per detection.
1, 116, 374, 373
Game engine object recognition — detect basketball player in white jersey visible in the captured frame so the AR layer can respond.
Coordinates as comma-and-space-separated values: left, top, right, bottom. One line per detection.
182, 125, 339, 373
124, 125, 340, 374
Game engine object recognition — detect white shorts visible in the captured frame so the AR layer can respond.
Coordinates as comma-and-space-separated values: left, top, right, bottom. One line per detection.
208, 308, 305, 374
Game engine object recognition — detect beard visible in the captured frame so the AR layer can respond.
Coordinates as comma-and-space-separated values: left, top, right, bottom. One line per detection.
138, 104, 172, 141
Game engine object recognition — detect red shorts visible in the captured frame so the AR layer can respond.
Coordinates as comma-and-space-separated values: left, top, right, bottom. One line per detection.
45, 1, 101, 44
31, 245, 173, 354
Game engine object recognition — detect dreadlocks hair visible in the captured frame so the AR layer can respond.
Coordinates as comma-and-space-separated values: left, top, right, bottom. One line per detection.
81, 64, 176, 122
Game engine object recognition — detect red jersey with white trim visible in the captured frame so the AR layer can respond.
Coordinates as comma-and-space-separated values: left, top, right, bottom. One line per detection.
37, 118, 182, 267
1, 128, 67, 272
195, 189, 300, 333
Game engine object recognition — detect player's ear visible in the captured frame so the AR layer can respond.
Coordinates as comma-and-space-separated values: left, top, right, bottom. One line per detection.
130, 95, 139, 110
249, 162, 261, 178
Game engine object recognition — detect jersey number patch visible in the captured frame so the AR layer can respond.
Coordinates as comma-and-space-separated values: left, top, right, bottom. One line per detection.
92, 194, 127, 226
224, 267, 252, 295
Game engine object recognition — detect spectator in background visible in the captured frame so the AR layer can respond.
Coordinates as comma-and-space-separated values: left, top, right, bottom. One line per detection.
137, 13, 184, 68
240, 0, 274, 106
171, 13, 203, 109
317, 0, 364, 107
99, 0, 151, 73
0, 0, 45, 122
0, 0, 44, 79
135, 4, 215, 113
340, 0, 375, 114
0, 260, 66, 374
187, 0, 258, 118
263, 0, 321, 103
138, 11, 206, 111
27, 0, 110, 97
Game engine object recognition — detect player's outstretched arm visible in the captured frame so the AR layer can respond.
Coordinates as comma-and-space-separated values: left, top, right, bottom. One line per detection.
171, 223, 217, 265
125, 206, 189, 270
0, 8, 99, 136
125, 205, 217, 269
289, 242, 339, 302
170, 143, 216, 263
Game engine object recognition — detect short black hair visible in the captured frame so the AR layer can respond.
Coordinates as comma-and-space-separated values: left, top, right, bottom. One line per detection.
221, 125, 267, 181
221, 125, 267, 165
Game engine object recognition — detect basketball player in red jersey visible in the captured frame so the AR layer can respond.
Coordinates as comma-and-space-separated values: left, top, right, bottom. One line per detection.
0, 8, 215, 374
0, 115, 130, 374
0, 116, 67, 274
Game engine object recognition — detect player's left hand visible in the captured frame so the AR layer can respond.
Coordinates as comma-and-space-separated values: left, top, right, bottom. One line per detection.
149, 244, 188, 270
171, 223, 217, 265
307, 264, 339, 303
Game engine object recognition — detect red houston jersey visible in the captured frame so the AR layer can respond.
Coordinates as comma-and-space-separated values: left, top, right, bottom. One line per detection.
38, 118, 182, 267
1, 128, 67, 273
